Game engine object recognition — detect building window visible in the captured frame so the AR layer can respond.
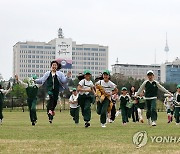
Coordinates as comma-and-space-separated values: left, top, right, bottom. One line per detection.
20, 45, 27, 48
28, 46, 35, 48
45, 46, 51, 49
84, 48, 90, 51
36, 46, 43, 49
99, 48, 106, 51
91, 48, 98, 51
76, 48, 83, 50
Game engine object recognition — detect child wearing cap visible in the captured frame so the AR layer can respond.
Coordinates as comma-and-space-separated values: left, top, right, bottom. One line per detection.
0, 84, 12, 125
69, 88, 79, 124
164, 94, 174, 123
35, 61, 71, 124
135, 91, 146, 123
173, 85, 180, 125
119, 87, 131, 125
77, 70, 95, 128
15, 75, 41, 126
135, 70, 172, 126
96, 70, 117, 128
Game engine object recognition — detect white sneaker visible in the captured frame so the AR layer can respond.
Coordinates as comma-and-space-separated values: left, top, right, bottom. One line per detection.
101, 124, 106, 128
115, 111, 121, 117
108, 119, 113, 123
148, 118, 151, 125
0, 119, 2, 125
151, 121, 156, 126
176, 123, 179, 126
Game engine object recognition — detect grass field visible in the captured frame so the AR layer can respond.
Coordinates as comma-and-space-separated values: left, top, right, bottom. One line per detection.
0, 110, 179, 154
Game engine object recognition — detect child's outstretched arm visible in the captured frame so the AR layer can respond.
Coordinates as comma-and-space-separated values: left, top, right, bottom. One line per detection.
135, 81, 147, 96
156, 82, 172, 95
15, 75, 28, 88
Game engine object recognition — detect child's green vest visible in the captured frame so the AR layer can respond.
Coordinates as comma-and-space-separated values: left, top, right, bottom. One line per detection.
26, 86, 38, 100
120, 96, 129, 107
145, 81, 158, 97
47, 73, 59, 93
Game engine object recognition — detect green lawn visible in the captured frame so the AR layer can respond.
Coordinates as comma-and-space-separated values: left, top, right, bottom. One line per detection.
0, 110, 179, 154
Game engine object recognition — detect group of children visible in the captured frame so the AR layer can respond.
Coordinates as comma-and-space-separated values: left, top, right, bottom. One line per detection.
69, 69, 180, 127
0, 60, 180, 127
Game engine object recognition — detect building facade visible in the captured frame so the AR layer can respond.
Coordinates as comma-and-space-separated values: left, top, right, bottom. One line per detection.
13, 35, 108, 80
161, 58, 180, 84
111, 63, 161, 81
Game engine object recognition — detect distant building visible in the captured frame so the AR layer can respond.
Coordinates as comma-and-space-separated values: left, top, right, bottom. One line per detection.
161, 57, 180, 84
13, 29, 108, 80
111, 63, 161, 81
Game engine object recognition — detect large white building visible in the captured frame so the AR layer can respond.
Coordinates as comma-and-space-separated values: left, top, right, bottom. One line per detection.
161, 58, 180, 84
112, 63, 161, 81
13, 29, 108, 80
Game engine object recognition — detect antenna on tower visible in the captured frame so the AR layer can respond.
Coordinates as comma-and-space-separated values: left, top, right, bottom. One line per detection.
164, 32, 169, 62
58, 28, 64, 38
116, 58, 119, 64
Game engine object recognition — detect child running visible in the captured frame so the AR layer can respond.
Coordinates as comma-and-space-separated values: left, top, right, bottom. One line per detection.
35, 60, 71, 124
164, 94, 174, 123
135, 70, 172, 126
173, 85, 180, 125
0, 84, 12, 125
119, 87, 131, 125
77, 70, 95, 128
109, 89, 119, 123
96, 70, 117, 128
15, 75, 41, 126
135, 91, 146, 123
69, 88, 79, 124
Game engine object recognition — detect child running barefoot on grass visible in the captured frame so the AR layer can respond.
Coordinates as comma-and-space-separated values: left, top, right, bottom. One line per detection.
0, 84, 12, 125
135, 70, 172, 126
69, 88, 79, 124
173, 85, 180, 125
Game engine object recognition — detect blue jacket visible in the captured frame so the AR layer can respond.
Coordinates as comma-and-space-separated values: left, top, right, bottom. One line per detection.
35, 71, 70, 92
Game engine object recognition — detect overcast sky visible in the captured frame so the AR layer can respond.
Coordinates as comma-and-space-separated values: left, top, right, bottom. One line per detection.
0, 0, 180, 80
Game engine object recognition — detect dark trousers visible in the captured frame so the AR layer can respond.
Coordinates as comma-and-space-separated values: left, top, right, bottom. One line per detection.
174, 107, 180, 123
121, 106, 129, 123
27, 98, 37, 122
0, 101, 3, 120
47, 90, 59, 120
132, 104, 139, 122
146, 99, 157, 121
110, 104, 116, 121
70, 107, 79, 124
97, 97, 110, 124
78, 94, 91, 122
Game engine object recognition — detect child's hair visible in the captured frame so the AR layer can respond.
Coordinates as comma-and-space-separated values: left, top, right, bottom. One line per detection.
77, 73, 85, 81
50, 61, 61, 70
0, 84, 2, 89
